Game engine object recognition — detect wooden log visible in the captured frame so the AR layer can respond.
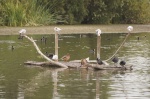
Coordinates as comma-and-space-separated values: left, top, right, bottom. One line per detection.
24, 35, 68, 68
24, 61, 133, 70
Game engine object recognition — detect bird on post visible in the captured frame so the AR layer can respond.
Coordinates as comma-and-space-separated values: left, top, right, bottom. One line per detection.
54, 27, 61, 32
127, 26, 133, 33
61, 53, 70, 62
96, 29, 101, 36
18, 29, 26, 39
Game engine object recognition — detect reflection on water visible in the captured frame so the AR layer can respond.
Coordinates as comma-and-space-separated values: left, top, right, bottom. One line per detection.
0, 33, 150, 99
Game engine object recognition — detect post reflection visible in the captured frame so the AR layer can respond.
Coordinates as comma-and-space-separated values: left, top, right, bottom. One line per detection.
23, 67, 65, 98
52, 69, 58, 99
96, 72, 100, 99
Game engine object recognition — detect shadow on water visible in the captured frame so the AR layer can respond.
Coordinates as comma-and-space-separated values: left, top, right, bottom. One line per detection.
0, 33, 150, 99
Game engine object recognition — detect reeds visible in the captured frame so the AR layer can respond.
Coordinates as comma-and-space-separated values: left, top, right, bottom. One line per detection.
0, 0, 56, 26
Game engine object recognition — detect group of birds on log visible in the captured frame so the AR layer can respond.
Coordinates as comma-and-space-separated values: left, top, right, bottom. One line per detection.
81, 56, 126, 68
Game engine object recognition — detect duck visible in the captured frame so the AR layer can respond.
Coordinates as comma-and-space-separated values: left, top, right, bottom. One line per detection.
45, 52, 58, 61
61, 53, 70, 62
81, 57, 89, 67
120, 60, 126, 67
81, 59, 87, 67
96, 58, 103, 65
46, 52, 53, 59
11, 45, 14, 51
112, 56, 119, 66
89, 49, 95, 53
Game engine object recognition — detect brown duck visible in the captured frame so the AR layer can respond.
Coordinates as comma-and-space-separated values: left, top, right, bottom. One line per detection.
81, 59, 87, 67
61, 53, 70, 61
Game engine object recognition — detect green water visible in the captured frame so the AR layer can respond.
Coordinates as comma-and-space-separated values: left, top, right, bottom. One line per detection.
0, 33, 150, 99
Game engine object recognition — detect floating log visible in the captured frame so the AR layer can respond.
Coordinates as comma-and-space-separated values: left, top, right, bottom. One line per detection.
24, 61, 133, 70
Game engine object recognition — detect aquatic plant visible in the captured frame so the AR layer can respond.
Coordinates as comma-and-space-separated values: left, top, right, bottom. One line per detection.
0, 0, 56, 26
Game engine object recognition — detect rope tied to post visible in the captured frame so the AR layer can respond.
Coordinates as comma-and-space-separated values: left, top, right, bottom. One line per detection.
104, 26, 133, 62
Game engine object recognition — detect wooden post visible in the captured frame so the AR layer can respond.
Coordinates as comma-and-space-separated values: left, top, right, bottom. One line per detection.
55, 32, 58, 59
54, 27, 61, 60
97, 36, 101, 59
96, 29, 101, 59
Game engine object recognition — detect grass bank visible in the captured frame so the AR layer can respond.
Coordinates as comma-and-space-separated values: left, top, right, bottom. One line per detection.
0, 24, 150, 35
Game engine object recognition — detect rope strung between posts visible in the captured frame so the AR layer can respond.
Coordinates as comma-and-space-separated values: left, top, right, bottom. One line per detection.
104, 33, 130, 62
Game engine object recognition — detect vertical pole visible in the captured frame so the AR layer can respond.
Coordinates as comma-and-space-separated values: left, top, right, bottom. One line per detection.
96, 29, 101, 59
55, 32, 58, 59
97, 35, 101, 59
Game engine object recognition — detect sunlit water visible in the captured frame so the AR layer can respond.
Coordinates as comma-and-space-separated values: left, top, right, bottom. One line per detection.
0, 33, 150, 99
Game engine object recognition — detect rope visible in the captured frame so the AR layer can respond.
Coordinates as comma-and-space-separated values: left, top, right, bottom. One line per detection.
104, 33, 131, 62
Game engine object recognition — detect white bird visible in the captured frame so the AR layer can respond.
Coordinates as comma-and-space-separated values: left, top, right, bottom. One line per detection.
85, 57, 90, 62
54, 27, 61, 32
19, 29, 26, 37
127, 26, 133, 32
96, 29, 101, 36
52, 55, 58, 61
19, 29, 26, 34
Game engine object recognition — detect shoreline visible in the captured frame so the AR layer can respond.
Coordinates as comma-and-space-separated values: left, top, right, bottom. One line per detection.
0, 24, 150, 35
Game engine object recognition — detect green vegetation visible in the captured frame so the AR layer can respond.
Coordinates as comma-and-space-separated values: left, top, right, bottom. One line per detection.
0, 0, 150, 26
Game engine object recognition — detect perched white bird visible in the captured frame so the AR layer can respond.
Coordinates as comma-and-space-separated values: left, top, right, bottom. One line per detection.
127, 26, 133, 32
85, 57, 90, 62
54, 27, 61, 32
52, 55, 58, 61
19, 29, 26, 34
19, 29, 26, 37
96, 29, 101, 36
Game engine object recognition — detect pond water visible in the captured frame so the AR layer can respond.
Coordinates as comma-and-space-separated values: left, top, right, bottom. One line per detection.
0, 33, 150, 99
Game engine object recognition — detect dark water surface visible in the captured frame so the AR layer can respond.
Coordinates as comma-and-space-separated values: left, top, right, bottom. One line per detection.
0, 33, 150, 99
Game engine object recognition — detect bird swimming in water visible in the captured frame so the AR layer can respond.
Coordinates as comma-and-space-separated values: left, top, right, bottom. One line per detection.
11, 45, 14, 51
137, 36, 140, 40
89, 49, 95, 53
120, 60, 126, 67
61, 53, 70, 62
112, 56, 119, 66
96, 58, 103, 65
